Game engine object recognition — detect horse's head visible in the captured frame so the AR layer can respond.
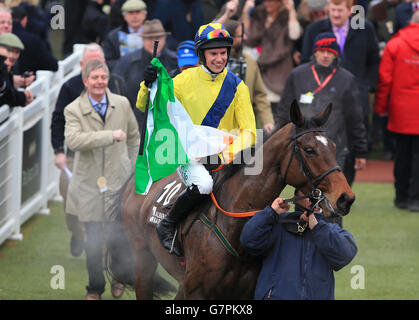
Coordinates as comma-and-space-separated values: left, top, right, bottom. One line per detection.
281, 100, 355, 217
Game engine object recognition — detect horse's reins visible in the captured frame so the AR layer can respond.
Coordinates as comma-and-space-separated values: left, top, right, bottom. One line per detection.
210, 125, 341, 218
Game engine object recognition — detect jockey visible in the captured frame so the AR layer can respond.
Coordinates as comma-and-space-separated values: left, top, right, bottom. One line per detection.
136, 23, 256, 256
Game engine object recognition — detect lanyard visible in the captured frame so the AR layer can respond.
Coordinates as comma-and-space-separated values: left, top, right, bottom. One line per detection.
311, 64, 337, 94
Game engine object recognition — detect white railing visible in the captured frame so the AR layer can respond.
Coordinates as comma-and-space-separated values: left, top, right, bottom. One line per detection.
0, 44, 85, 245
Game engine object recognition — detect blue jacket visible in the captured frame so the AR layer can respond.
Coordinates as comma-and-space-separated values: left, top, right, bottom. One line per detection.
240, 206, 357, 300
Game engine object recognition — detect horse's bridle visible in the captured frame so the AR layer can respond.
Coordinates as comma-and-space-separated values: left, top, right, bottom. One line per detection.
282, 125, 341, 214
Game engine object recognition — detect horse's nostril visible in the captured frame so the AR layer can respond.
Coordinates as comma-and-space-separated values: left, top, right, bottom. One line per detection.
337, 193, 355, 215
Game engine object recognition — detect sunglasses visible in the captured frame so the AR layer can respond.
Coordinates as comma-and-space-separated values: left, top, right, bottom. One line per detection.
205, 29, 230, 40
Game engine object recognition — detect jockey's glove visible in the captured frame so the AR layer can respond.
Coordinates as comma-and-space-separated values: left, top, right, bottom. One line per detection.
144, 65, 158, 88
202, 151, 234, 171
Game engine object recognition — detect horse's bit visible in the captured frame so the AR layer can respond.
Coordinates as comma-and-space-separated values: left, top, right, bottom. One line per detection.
282, 125, 341, 215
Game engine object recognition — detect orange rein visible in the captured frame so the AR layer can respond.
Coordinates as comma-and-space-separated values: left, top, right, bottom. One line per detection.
210, 192, 259, 218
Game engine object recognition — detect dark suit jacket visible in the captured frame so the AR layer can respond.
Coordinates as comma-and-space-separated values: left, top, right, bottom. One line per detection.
12, 21, 58, 73
0, 73, 26, 107
301, 18, 380, 116
79, 1, 110, 44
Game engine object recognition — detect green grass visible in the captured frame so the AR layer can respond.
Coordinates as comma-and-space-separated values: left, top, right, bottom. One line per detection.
0, 202, 136, 300
0, 183, 418, 299
334, 183, 419, 300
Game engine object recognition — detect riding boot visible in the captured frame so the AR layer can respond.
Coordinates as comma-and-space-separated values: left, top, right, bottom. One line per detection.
156, 185, 203, 257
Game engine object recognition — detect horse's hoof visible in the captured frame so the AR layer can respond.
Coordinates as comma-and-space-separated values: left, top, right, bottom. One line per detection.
111, 279, 125, 299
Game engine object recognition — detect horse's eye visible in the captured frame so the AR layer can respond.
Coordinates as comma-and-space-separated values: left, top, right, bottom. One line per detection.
303, 147, 316, 155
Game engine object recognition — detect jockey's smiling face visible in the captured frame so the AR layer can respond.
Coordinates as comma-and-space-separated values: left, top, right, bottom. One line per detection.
83, 67, 109, 102
204, 47, 228, 74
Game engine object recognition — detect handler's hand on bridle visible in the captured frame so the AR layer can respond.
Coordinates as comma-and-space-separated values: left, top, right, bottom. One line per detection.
300, 211, 318, 230
271, 197, 290, 215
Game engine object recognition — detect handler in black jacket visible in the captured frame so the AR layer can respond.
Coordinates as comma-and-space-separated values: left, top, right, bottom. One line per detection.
277, 32, 368, 186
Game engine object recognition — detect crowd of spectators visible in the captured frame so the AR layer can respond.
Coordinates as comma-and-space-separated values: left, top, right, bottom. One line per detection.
0, 0, 416, 155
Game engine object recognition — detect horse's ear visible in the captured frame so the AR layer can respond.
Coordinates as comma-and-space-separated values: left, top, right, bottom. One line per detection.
290, 99, 304, 127
312, 103, 332, 127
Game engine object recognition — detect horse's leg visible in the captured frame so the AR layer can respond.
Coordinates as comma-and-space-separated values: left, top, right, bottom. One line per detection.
121, 179, 158, 299
132, 243, 158, 300
174, 284, 184, 300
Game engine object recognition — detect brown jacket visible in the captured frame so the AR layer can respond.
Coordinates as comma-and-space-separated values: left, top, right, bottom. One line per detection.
246, 4, 294, 95
64, 89, 139, 222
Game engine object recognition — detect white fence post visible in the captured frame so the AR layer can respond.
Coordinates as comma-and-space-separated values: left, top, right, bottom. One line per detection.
0, 45, 86, 245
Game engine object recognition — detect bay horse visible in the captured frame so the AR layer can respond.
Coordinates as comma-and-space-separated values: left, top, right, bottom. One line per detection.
107, 100, 355, 299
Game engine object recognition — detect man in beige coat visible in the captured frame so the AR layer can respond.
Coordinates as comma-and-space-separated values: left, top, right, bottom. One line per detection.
64, 60, 139, 300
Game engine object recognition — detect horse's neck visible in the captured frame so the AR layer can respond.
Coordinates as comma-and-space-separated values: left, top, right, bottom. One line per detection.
221, 134, 288, 212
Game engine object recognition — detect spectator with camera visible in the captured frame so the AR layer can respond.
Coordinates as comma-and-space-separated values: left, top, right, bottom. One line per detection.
0, 40, 33, 107
0, 32, 34, 88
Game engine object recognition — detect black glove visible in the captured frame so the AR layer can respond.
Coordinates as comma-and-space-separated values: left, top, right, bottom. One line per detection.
201, 154, 223, 171
144, 65, 157, 88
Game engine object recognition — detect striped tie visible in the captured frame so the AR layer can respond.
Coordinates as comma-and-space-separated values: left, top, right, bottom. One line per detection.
95, 102, 106, 117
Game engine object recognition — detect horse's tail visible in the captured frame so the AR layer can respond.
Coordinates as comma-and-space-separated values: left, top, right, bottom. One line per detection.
104, 172, 177, 297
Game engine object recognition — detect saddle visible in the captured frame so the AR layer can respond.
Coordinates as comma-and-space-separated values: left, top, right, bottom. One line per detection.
148, 178, 186, 225
149, 170, 225, 256
149, 178, 205, 245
